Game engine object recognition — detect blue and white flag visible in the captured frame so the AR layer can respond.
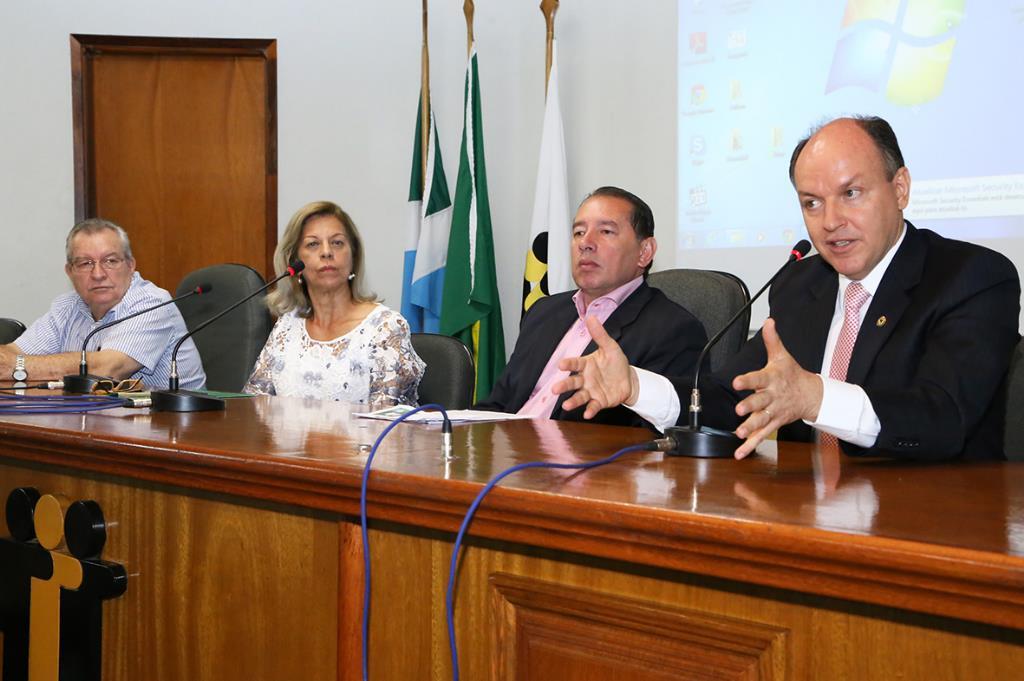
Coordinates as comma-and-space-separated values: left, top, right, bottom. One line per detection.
401, 95, 452, 333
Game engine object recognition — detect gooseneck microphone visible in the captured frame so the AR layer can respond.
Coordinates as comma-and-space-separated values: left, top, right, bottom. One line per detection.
63, 284, 212, 394
150, 260, 305, 412
663, 239, 812, 458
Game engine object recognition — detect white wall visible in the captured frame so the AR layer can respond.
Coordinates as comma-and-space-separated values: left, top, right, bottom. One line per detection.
0, 0, 680, 354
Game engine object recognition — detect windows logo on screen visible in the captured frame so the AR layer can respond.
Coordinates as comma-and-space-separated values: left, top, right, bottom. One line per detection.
825, 0, 965, 106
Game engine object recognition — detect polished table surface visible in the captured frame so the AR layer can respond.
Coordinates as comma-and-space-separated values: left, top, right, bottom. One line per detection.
1, 395, 1022, 630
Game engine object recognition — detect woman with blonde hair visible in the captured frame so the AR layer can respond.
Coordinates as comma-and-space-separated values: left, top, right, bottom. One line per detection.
244, 201, 424, 406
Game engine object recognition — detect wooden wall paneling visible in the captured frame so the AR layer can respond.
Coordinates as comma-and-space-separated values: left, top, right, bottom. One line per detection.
363, 521, 443, 681
490, 574, 788, 681
358, 525, 1024, 681
70, 35, 277, 291
262, 41, 278, 278
0, 464, 338, 681
338, 519, 365, 681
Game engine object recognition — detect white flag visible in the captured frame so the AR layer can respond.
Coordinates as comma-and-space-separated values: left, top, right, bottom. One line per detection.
523, 40, 572, 313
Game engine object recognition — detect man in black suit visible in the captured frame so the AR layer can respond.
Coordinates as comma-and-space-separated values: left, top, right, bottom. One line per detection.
553, 117, 1020, 460
476, 186, 707, 429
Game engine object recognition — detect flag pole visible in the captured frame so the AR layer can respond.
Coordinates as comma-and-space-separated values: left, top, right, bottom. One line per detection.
541, 0, 559, 95
420, 0, 430, 192
464, 0, 475, 57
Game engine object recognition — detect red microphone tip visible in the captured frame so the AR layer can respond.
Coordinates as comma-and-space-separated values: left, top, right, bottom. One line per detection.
790, 239, 812, 261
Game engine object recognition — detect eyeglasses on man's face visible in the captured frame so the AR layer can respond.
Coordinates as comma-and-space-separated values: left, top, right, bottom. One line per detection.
69, 255, 127, 274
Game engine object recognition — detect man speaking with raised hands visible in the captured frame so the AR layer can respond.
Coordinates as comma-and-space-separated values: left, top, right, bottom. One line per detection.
553, 116, 1020, 461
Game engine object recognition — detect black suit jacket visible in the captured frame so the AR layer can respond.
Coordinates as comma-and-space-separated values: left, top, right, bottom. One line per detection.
478, 281, 708, 429
684, 223, 1020, 460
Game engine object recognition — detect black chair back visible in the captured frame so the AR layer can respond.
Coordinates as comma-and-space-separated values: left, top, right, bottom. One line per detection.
410, 333, 475, 409
0, 318, 26, 345
647, 269, 751, 371
175, 264, 273, 392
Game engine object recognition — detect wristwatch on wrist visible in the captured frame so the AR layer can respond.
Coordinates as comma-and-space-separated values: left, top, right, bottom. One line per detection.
12, 355, 27, 382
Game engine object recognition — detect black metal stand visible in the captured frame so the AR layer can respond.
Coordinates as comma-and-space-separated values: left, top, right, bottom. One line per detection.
150, 389, 225, 412
63, 374, 108, 395
664, 425, 742, 458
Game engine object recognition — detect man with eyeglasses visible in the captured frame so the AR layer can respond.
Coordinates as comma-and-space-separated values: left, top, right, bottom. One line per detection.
0, 218, 205, 390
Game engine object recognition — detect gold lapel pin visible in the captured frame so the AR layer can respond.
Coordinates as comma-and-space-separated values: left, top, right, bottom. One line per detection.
876, 315, 887, 327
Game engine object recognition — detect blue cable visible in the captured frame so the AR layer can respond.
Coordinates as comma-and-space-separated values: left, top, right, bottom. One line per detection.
0, 393, 125, 414
360, 403, 448, 681
0, 392, 90, 400
444, 442, 652, 681
0, 392, 119, 401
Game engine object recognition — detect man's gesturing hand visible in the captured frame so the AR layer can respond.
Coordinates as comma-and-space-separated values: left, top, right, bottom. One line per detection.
551, 316, 638, 419
731, 318, 823, 459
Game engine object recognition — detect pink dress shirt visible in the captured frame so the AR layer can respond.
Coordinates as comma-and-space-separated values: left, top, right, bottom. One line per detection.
517, 276, 644, 417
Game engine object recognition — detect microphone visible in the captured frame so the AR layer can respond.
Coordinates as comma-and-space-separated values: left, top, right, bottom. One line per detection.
63, 284, 212, 394
151, 260, 305, 412
663, 239, 812, 458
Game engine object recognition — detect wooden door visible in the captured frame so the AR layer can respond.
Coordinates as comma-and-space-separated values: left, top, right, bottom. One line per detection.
71, 35, 277, 291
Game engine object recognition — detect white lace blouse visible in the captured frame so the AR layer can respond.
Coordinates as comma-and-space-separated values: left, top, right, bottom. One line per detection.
243, 304, 425, 407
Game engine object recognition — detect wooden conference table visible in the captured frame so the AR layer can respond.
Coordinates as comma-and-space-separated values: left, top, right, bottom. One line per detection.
0, 395, 1022, 680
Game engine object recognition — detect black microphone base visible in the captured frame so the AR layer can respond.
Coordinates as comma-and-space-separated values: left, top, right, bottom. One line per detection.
664, 425, 742, 458
150, 389, 225, 413
63, 373, 110, 395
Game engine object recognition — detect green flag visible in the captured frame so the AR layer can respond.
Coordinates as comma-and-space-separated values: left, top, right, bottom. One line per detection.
441, 45, 505, 402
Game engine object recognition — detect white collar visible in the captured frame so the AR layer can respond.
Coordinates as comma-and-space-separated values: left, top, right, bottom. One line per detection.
836, 221, 907, 298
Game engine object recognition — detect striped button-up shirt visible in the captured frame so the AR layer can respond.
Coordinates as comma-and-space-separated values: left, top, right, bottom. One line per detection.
16, 272, 206, 390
